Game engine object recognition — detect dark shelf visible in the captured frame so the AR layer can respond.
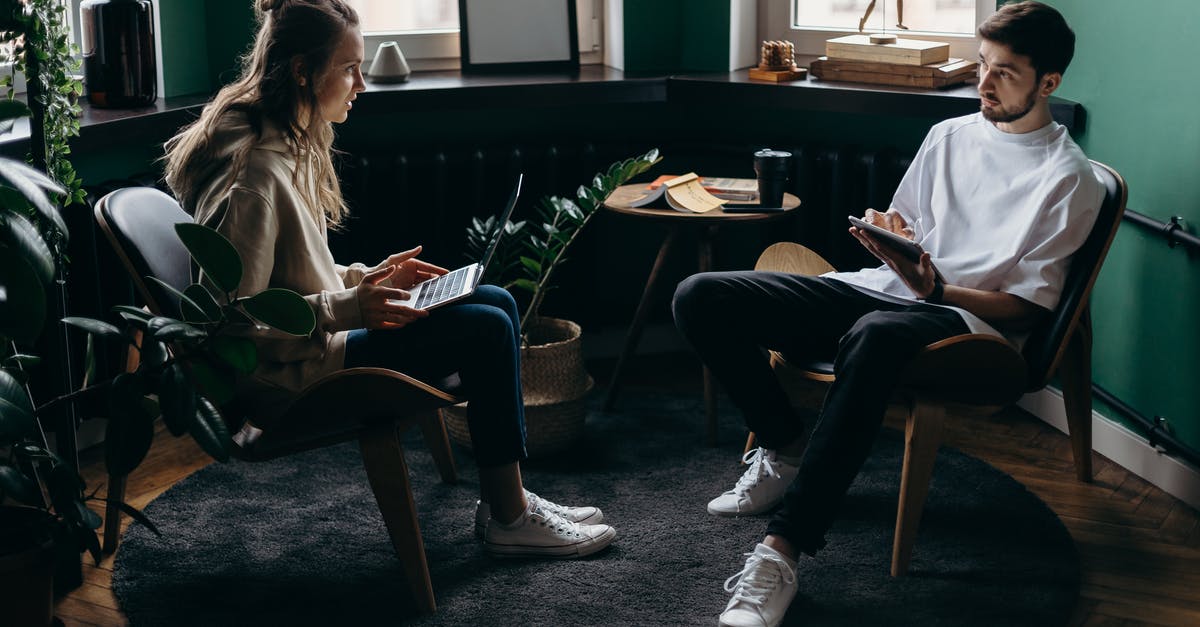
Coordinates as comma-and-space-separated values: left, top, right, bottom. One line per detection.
0, 65, 1083, 158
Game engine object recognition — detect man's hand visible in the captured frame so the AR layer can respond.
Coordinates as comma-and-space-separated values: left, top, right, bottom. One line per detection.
358, 265, 429, 329
369, 246, 449, 290
850, 209, 937, 299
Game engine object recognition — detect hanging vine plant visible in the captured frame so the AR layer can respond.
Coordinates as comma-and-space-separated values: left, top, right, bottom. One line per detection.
0, 0, 85, 261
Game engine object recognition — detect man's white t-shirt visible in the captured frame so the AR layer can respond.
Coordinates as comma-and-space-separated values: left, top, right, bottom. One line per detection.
824, 112, 1105, 345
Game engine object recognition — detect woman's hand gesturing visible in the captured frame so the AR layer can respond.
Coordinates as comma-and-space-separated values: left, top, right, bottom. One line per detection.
371, 245, 448, 290
357, 265, 428, 329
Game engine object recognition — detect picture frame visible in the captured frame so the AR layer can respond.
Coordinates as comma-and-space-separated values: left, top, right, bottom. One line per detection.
458, 0, 579, 74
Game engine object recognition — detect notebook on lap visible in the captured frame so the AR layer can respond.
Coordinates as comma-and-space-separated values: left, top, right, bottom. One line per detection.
395, 173, 523, 311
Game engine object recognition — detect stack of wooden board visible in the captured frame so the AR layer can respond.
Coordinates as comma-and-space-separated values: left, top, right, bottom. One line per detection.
811, 34, 977, 89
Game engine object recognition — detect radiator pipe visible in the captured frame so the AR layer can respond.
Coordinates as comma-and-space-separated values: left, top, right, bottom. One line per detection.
1092, 383, 1200, 469
1124, 210, 1200, 252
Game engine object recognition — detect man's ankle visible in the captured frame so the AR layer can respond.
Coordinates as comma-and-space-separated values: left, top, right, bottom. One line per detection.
763, 534, 798, 562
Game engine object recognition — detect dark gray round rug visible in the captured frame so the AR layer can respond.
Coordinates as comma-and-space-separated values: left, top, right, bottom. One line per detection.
113, 391, 1079, 626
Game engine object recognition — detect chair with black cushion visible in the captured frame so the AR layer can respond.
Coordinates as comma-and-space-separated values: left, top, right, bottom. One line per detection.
749, 160, 1126, 576
94, 186, 462, 614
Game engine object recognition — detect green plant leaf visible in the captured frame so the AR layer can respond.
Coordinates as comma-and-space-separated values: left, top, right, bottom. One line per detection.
47, 460, 84, 521
158, 364, 195, 437
0, 157, 68, 232
0, 464, 41, 505
0, 246, 46, 342
112, 305, 152, 323
519, 257, 542, 274
139, 337, 168, 369
0, 396, 36, 440
62, 316, 122, 339
191, 396, 231, 462
210, 335, 257, 374
511, 278, 538, 294
240, 288, 316, 336
0, 367, 33, 415
1, 212, 55, 287
3, 354, 40, 369
174, 223, 242, 294
151, 321, 207, 343
183, 283, 222, 322
105, 373, 154, 477
188, 360, 235, 406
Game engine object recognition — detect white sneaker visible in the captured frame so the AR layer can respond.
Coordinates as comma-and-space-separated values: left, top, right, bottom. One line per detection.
484, 499, 616, 559
719, 543, 799, 627
707, 448, 800, 516
474, 490, 604, 539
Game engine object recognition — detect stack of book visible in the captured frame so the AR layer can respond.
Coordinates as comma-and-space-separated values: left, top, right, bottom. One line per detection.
809, 34, 976, 89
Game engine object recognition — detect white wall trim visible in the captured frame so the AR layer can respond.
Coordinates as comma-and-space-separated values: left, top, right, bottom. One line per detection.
603, 0, 624, 70
730, 0, 758, 71
1019, 388, 1200, 511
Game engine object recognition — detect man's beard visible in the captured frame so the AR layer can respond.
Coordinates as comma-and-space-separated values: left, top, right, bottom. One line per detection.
980, 84, 1038, 123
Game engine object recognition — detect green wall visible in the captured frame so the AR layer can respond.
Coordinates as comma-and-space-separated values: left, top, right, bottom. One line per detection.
1047, 0, 1200, 451
623, 0, 732, 73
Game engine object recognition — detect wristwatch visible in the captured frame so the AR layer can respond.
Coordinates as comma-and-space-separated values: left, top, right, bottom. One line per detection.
922, 277, 944, 304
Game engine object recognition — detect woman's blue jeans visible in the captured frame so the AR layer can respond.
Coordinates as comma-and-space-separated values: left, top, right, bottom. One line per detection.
344, 285, 527, 467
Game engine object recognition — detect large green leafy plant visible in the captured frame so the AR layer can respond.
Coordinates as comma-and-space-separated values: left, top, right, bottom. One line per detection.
466, 148, 661, 333
0, 104, 314, 579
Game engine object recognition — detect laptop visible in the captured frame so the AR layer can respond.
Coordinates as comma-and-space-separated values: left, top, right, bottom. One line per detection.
394, 173, 523, 311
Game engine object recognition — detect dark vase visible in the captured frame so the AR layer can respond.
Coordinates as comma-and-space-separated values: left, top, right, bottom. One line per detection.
80, 0, 157, 108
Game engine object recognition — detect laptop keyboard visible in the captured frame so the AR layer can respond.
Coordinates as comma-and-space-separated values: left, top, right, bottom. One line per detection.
415, 266, 470, 309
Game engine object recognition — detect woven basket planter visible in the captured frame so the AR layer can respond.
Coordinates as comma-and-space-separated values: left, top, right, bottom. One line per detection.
444, 317, 593, 457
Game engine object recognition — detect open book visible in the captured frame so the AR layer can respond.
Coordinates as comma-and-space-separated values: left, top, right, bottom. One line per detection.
628, 173, 727, 213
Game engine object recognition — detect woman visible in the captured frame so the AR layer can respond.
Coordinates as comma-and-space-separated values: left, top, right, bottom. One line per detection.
163, 0, 614, 558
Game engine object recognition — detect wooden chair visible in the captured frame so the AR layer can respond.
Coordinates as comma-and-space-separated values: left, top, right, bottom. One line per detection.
750, 160, 1127, 576
94, 186, 463, 614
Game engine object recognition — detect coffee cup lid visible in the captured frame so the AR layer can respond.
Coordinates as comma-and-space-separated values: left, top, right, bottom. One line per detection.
754, 149, 792, 158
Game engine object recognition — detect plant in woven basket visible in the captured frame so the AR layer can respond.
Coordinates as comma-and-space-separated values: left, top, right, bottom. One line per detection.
467, 148, 661, 335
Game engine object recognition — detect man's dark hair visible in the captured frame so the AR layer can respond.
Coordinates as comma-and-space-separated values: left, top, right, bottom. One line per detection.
978, 1, 1075, 77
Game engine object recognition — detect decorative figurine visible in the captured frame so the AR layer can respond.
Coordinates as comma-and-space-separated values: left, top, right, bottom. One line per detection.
858, 0, 908, 32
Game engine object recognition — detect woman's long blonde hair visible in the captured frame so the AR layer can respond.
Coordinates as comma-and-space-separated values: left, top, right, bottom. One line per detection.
164, 0, 359, 226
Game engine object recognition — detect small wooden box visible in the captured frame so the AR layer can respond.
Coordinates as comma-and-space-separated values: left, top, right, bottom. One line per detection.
748, 66, 809, 83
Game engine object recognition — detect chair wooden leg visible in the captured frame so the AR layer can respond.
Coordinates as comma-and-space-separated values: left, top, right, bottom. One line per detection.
743, 431, 757, 458
420, 409, 457, 484
1059, 324, 1094, 483
102, 473, 127, 554
891, 397, 945, 577
359, 422, 436, 615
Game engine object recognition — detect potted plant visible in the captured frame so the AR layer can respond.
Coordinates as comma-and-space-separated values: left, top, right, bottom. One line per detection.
446, 149, 661, 456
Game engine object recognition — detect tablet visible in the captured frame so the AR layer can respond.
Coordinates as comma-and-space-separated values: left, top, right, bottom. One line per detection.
848, 215, 946, 282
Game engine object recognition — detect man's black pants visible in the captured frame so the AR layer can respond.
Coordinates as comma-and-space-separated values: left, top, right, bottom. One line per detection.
672, 271, 969, 555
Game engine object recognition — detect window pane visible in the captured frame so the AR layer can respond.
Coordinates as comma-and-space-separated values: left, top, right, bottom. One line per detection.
347, 0, 459, 34
794, 0, 977, 36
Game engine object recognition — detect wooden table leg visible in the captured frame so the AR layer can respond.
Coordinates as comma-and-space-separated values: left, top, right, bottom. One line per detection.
698, 226, 719, 446
604, 227, 681, 411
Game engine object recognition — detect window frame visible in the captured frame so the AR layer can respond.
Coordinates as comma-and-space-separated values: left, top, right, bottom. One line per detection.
360, 0, 603, 72
763, 0, 998, 62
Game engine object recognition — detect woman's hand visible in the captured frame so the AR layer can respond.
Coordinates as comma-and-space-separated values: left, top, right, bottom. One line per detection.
370, 246, 448, 290
358, 265, 429, 329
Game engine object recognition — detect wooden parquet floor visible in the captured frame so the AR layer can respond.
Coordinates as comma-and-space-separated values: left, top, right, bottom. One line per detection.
54, 353, 1200, 626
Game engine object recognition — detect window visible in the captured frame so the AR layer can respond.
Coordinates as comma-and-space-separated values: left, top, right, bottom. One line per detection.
349, 0, 602, 71
764, 0, 997, 61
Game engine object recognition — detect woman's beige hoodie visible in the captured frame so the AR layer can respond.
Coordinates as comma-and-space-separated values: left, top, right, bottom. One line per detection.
182, 111, 369, 417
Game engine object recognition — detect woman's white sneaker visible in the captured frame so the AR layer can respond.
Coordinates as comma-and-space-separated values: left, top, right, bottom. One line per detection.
707, 448, 800, 516
719, 543, 799, 627
474, 490, 604, 539
483, 499, 616, 558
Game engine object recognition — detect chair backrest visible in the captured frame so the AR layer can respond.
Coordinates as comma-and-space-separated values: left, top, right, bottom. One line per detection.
94, 187, 194, 319
1021, 160, 1127, 390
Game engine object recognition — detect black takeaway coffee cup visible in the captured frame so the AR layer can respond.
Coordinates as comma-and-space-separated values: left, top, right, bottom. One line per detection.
753, 149, 792, 208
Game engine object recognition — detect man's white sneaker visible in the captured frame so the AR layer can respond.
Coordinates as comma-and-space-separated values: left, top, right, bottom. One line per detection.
483, 500, 616, 558
719, 543, 799, 627
707, 448, 800, 516
474, 490, 604, 539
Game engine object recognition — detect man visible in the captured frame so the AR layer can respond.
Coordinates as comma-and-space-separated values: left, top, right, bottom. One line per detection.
671, 3, 1103, 626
